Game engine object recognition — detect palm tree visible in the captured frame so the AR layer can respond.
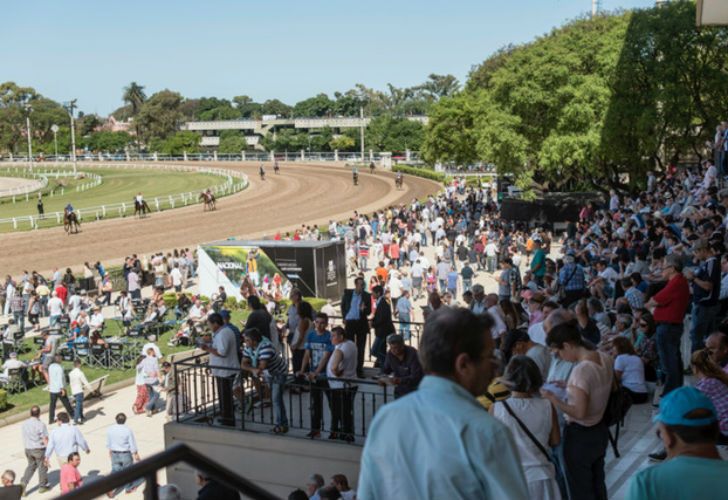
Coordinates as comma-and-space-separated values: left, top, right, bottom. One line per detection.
122, 82, 146, 147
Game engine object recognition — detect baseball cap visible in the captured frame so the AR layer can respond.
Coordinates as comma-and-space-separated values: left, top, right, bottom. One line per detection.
653, 386, 717, 427
219, 310, 231, 320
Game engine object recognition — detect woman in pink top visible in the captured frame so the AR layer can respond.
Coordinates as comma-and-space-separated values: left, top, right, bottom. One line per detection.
692, 349, 728, 443
60, 452, 83, 493
541, 322, 613, 500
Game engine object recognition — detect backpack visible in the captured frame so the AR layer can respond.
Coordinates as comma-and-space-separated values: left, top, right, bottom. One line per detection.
601, 378, 633, 457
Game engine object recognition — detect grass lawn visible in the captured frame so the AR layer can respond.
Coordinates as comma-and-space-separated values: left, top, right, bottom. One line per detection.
0, 167, 225, 232
0, 309, 252, 419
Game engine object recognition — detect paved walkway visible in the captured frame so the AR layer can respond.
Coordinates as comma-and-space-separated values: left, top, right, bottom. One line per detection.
4, 383, 168, 498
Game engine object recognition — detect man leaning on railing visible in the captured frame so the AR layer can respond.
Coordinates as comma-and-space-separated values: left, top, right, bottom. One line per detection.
199, 313, 239, 427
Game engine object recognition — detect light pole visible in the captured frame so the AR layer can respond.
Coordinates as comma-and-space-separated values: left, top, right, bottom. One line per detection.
51, 124, 59, 159
24, 103, 33, 171
64, 99, 78, 174
359, 106, 365, 163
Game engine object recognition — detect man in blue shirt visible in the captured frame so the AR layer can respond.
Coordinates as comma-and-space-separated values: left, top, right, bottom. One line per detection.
298, 312, 334, 439
627, 387, 728, 500
358, 307, 529, 500
687, 240, 721, 353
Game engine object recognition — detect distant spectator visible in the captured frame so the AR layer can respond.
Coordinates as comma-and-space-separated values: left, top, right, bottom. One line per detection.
306, 474, 325, 500
612, 337, 648, 404
380, 334, 423, 398
158, 484, 182, 500
331, 474, 355, 500
1, 469, 21, 499
195, 471, 238, 500
691, 349, 728, 442
59, 452, 82, 494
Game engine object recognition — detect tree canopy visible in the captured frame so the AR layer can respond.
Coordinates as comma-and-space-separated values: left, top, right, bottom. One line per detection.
423, 1, 728, 193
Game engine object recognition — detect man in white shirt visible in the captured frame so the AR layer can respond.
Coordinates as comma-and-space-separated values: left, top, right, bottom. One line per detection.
187, 300, 204, 323
106, 413, 142, 494
141, 337, 163, 359
47, 355, 74, 425
67, 293, 82, 321
47, 292, 64, 327
45, 412, 90, 468
170, 263, 183, 292
485, 294, 507, 341
89, 306, 104, 333
200, 313, 239, 426
1, 352, 26, 382
68, 360, 90, 425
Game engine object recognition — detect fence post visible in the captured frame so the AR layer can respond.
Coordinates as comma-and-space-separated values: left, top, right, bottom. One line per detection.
121, 202, 126, 214
77, 210, 82, 221
55, 212, 60, 224
155, 198, 160, 211
29, 216, 34, 229
102, 206, 106, 218
12, 218, 16, 229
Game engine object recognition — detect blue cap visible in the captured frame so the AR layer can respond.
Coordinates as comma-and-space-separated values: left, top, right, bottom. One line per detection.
653, 387, 718, 427
219, 309, 231, 320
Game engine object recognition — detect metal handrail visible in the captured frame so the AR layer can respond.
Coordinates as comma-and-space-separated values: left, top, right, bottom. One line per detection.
60, 442, 280, 500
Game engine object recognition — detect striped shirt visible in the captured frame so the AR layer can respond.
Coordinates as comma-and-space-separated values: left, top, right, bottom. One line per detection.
243, 340, 287, 376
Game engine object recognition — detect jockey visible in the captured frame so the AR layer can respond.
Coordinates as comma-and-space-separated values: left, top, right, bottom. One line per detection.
65, 202, 74, 215
135, 192, 144, 204
259, 165, 265, 177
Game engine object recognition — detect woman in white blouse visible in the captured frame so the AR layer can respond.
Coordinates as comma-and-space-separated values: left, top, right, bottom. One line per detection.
490, 355, 561, 500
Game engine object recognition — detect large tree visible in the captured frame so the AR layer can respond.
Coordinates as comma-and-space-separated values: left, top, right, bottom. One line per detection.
122, 82, 146, 144
424, 2, 728, 193
136, 90, 184, 144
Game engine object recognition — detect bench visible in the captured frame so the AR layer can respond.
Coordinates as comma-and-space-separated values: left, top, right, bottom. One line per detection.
82, 374, 109, 400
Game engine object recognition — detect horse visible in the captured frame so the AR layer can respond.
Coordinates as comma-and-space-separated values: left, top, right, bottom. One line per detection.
259, 167, 266, 181
273, 163, 280, 174
395, 174, 403, 190
369, 162, 375, 174
353, 172, 359, 186
199, 191, 216, 211
63, 210, 80, 234
134, 199, 151, 218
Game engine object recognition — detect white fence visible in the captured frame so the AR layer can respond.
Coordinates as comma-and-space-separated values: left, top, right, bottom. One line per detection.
0, 163, 248, 231
0, 151, 424, 164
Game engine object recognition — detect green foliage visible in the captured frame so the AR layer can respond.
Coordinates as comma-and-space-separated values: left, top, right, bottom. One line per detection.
366, 116, 424, 151
136, 90, 184, 143
218, 134, 247, 154
330, 134, 356, 151
195, 97, 239, 121
149, 131, 200, 155
293, 93, 334, 117
0, 389, 7, 410
233, 95, 263, 119
82, 131, 133, 153
260, 99, 292, 117
424, 3, 728, 193
392, 164, 447, 183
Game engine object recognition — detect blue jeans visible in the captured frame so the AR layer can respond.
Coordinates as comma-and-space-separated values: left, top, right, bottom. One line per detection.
269, 374, 288, 427
486, 256, 496, 273
656, 323, 684, 395
690, 304, 718, 353
145, 383, 159, 411
398, 315, 411, 340
463, 279, 473, 292
73, 393, 84, 423
371, 336, 387, 366
111, 451, 142, 492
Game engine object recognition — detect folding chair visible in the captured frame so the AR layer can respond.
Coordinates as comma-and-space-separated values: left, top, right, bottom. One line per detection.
89, 345, 108, 368
5, 368, 27, 393
60, 346, 75, 362
12, 329, 25, 353
107, 342, 126, 370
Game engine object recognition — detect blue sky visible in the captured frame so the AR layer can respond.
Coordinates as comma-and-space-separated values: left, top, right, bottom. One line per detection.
1, 0, 657, 115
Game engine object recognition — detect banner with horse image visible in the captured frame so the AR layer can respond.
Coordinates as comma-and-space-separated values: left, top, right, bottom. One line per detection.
201, 245, 288, 290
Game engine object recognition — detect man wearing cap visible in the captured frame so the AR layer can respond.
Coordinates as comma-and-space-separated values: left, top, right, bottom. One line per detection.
380, 334, 423, 398
646, 254, 691, 396
686, 240, 721, 353
629, 387, 728, 499
89, 305, 104, 334
0, 351, 26, 383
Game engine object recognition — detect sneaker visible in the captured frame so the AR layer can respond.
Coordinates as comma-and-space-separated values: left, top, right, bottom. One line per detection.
327, 432, 339, 440
38, 486, 50, 494
146, 409, 153, 417
648, 450, 667, 462
305, 430, 321, 439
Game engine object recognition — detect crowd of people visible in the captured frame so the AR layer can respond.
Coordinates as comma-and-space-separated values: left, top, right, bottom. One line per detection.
5, 152, 728, 498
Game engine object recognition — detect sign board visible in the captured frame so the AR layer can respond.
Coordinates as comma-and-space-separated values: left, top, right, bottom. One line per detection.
696, 0, 728, 26
198, 240, 346, 301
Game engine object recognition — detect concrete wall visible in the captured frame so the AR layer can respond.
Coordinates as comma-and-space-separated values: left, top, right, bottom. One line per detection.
164, 422, 363, 499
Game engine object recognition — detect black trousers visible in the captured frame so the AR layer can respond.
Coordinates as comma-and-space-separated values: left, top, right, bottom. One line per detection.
48, 392, 74, 424
327, 385, 358, 436
215, 375, 235, 426
563, 422, 608, 500
309, 378, 328, 431
345, 320, 369, 375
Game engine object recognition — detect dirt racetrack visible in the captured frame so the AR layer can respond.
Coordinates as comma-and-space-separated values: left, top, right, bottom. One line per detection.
0, 162, 440, 276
